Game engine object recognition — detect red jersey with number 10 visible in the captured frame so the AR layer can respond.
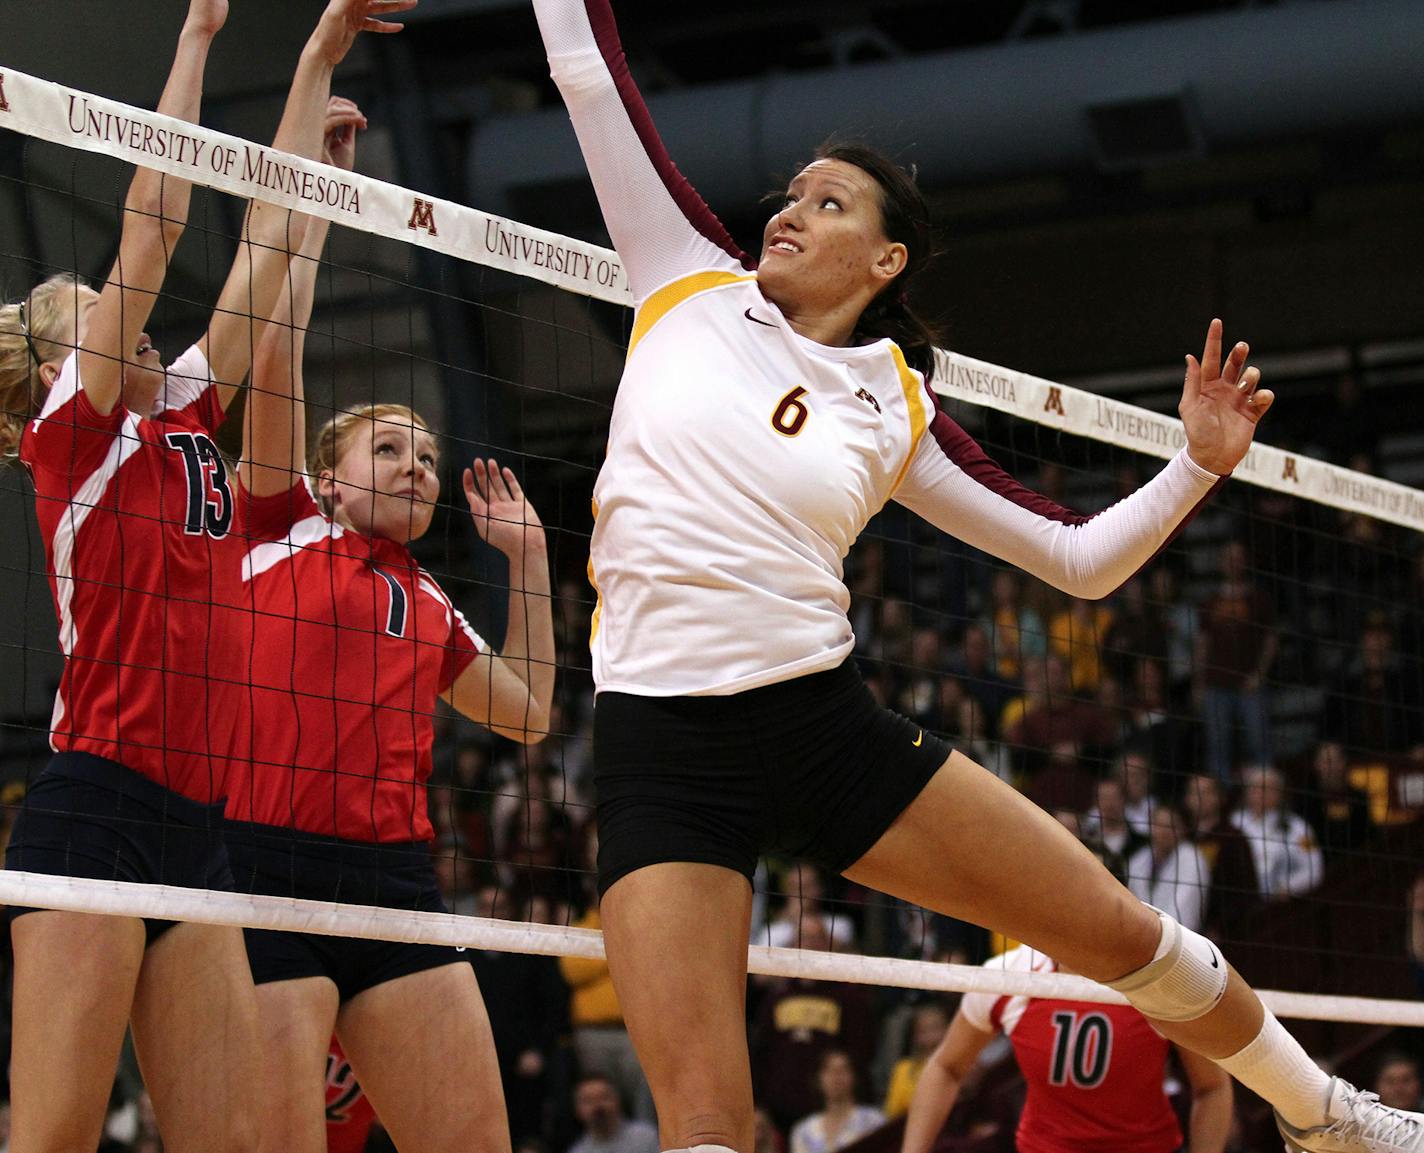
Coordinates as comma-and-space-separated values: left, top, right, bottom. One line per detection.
21, 349, 249, 803
961, 947, 1182, 1153
231, 481, 484, 842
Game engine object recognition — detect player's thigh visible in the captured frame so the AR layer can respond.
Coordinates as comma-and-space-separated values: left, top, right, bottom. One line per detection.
601, 860, 756, 1151
843, 751, 1160, 982
337, 962, 511, 1153
9, 909, 146, 1152
245, 976, 342, 1153
129, 921, 262, 1153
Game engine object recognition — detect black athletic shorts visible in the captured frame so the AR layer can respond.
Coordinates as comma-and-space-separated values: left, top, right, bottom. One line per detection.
226, 821, 465, 1002
5, 751, 234, 945
593, 657, 952, 895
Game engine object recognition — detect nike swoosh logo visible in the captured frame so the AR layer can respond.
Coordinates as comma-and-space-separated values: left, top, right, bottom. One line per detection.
1208, 947, 1219, 969
912, 730, 923, 747
744, 307, 777, 328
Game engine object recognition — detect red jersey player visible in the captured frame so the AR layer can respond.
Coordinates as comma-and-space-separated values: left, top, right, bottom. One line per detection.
900, 947, 1233, 1153
0, 2, 407, 1149
225, 107, 554, 1153
325, 1036, 379, 1153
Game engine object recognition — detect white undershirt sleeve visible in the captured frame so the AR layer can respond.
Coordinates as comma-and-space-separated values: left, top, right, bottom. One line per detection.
531, 0, 747, 303
893, 415, 1221, 601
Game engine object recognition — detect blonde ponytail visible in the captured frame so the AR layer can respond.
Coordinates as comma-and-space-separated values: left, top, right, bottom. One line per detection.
0, 275, 89, 457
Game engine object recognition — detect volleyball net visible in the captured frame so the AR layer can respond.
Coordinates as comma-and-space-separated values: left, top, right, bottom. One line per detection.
2, 66, 1423, 1034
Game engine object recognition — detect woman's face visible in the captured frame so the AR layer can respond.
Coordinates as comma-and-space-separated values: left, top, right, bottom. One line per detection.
757, 159, 905, 321
322, 416, 440, 541
44, 288, 164, 414
818, 1052, 855, 1103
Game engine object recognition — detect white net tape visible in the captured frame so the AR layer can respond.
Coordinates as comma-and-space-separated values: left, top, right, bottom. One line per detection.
4, 65, 1424, 1027
2, 871, 1420, 1027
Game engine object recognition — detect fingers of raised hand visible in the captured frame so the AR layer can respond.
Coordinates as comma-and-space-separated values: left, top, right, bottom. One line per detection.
1221, 341, 1249, 388
361, 0, 417, 32
1200, 317, 1224, 378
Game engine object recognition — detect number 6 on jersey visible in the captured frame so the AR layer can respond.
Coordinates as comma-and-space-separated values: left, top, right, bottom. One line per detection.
771, 385, 810, 437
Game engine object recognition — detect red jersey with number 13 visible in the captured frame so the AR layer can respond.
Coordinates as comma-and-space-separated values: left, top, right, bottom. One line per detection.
21, 348, 249, 803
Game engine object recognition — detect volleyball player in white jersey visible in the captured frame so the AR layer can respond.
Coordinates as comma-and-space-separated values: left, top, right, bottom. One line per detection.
0, 3, 412, 1149
528, 4, 1424, 1153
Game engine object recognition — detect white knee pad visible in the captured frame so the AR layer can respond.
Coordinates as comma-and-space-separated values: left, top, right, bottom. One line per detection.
1107, 910, 1229, 1023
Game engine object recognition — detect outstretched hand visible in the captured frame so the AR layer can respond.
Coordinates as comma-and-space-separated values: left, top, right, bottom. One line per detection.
1179, 318, 1273, 476
463, 459, 546, 561
184, 0, 229, 38
322, 97, 367, 170
313, 0, 417, 67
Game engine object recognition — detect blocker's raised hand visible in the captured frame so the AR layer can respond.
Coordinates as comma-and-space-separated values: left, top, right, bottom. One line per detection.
463, 458, 546, 561
313, 0, 418, 67
1179, 318, 1274, 477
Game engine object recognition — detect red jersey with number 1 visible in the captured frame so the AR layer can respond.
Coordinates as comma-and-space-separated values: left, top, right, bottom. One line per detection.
961, 947, 1182, 1153
231, 480, 484, 842
21, 348, 249, 803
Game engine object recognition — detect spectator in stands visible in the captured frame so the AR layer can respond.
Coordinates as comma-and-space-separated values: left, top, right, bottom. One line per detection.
1122, 657, 1197, 779
1047, 595, 1114, 694
755, 1107, 786, 1153
432, 831, 481, 916
1148, 564, 1199, 702
883, 1002, 952, 1119
930, 679, 1010, 783
983, 569, 1046, 683
1231, 765, 1324, 901
1117, 749, 1157, 836
1181, 773, 1260, 941
789, 1050, 885, 1153
1101, 578, 1170, 686
946, 622, 1019, 740
751, 919, 878, 1131
1323, 616, 1423, 758
1373, 1053, 1423, 1113
899, 627, 947, 724
1002, 655, 1118, 780
1195, 538, 1277, 781
560, 825, 655, 1124
567, 1073, 659, 1153
1408, 873, 1424, 996
469, 885, 571, 1147
499, 766, 577, 909
1126, 805, 1210, 933
1299, 741, 1372, 861
1079, 778, 1146, 872
757, 861, 858, 952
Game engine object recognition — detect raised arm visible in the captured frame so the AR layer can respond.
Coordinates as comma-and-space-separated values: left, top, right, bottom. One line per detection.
442, 461, 555, 744
204, 0, 414, 408
896, 321, 1267, 601
901, 1009, 995, 1153
76, 0, 228, 416
1176, 1043, 1233, 1153
241, 98, 366, 498
530, 0, 748, 301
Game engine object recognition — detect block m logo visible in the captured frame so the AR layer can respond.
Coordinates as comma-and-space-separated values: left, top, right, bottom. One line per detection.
407, 198, 438, 237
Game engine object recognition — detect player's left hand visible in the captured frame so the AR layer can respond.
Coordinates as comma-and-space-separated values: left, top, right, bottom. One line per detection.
313, 0, 418, 67
322, 97, 367, 171
1179, 317, 1273, 476
184, 0, 229, 38
463, 458, 546, 559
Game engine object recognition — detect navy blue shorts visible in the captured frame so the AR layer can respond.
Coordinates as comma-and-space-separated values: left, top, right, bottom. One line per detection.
226, 821, 465, 1002
5, 751, 233, 945
593, 657, 952, 895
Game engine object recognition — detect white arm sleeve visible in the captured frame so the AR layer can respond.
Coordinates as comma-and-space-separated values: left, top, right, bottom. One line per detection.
531, 0, 747, 303
894, 412, 1221, 601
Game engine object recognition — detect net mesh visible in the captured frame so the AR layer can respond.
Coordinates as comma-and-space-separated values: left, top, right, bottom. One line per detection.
2, 63, 1423, 1078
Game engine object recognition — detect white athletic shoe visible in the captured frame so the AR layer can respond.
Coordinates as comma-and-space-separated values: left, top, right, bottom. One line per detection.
1276, 1077, 1424, 1152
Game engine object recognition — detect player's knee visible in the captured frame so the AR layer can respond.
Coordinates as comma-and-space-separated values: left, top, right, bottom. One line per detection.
1107, 908, 1229, 1023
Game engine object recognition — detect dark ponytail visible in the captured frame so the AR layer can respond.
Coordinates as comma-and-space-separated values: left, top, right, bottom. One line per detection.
815, 141, 940, 381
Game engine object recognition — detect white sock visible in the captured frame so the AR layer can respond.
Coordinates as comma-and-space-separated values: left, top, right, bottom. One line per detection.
666, 1147, 738, 1153
1215, 1010, 1332, 1128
